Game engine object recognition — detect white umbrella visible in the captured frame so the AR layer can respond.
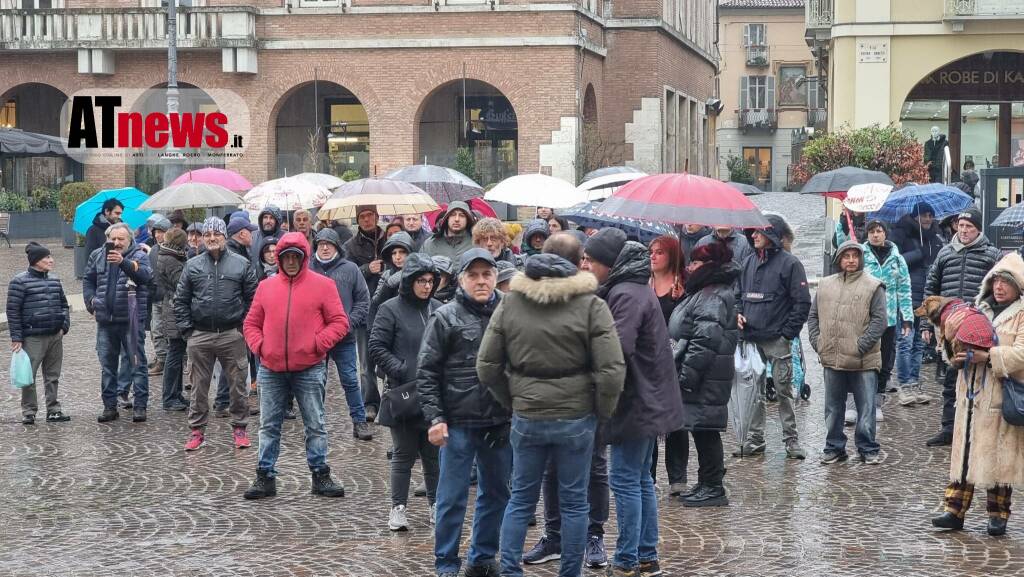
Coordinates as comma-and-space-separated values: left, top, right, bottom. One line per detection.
140, 182, 243, 211
318, 178, 439, 220
576, 171, 648, 201
293, 172, 345, 190
843, 182, 893, 213
485, 174, 584, 209
244, 176, 332, 212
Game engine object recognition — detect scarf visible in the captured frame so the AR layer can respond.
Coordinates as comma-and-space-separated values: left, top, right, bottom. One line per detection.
951, 233, 984, 252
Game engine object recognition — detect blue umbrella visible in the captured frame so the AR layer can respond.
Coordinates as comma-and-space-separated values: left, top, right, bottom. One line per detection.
73, 187, 152, 235
991, 203, 1024, 228
560, 201, 675, 243
867, 183, 974, 223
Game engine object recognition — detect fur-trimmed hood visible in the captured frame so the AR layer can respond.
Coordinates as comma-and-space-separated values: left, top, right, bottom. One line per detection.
509, 270, 598, 304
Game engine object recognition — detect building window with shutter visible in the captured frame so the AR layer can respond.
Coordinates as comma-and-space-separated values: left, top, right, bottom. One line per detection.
743, 23, 766, 47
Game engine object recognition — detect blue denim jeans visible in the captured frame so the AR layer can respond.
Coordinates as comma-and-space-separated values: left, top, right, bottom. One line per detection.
256, 362, 329, 475
434, 425, 512, 575
823, 368, 880, 457
501, 414, 597, 577
329, 339, 366, 422
609, 436, 659, 569
896, 316, 925, 385
97, 323, 148, 410
117, 347, 131, 395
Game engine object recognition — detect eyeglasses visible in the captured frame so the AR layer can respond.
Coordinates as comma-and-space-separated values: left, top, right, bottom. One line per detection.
414, 278, 435, 286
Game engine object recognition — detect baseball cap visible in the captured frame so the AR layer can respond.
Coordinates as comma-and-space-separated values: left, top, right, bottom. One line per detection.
458, 247, 497, 273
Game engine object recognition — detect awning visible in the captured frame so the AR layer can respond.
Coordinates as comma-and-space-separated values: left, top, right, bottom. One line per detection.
0, 128, 69, 156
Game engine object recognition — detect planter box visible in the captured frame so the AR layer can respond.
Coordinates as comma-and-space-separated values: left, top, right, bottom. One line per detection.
7, 210, 62, 239
61, 222, 76, 248
74, 245, 89, 279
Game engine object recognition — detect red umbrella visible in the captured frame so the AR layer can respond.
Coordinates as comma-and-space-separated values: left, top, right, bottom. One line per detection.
424, 198, 498, 229
595, 173, 769, 228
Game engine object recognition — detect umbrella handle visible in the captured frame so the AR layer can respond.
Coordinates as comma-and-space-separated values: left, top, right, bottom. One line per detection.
843, 208, 857, 244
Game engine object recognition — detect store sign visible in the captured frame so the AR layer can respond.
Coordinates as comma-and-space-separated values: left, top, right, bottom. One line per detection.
857, 40, 888, 63
907, 51, 1024, 101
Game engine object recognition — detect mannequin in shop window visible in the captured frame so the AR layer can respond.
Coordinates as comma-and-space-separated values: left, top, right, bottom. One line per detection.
924, 126, 948, 183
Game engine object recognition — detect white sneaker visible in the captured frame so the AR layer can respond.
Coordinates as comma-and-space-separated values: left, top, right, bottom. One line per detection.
914, 383, 931, 405
898, 386, 918, 406
429, 503, 436, 526
388, 505, 409, 532
844, 409, 857, 426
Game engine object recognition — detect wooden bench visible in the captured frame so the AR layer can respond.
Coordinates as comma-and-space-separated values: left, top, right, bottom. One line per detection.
0, 212, 10, 248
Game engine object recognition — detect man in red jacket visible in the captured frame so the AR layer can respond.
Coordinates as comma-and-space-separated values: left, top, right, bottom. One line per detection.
242, 232, 350, 500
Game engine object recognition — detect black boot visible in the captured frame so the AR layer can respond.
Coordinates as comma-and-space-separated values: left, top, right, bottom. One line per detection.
679, 482, 704, 499
988, 516, 1008, 536
682, 484, 728, 507
132, 406, 147, 422
931, 512, 964, 530
97, 408, 119, 423
926, 432, 953, 447
311, 467, 345, 497
352, 421, 373, 441
244, 470, 277, 500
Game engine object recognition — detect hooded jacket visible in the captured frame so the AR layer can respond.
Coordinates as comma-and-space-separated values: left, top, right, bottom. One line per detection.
431, 255, 457, 303
694, 228, 753, 268
368, 253, 442, 393
251, 205, 283, 276
173, 240, 257, 334
371, 231, 415, 319
737, 214, 811, 342
7, 267, 70, 342
668, 261, 740, 432
890, 214, 945, 306
925, 232, 1002, 303
310, 228, 370, 341
417, 288, 510, 428
596, 241, 684, 444
83, 239, 153, 325
84, 212, 112, 261
243, 232, 350, 373
808, 241, 887, 371
258, 236, 279, 280
861, 240, 914, 327
156, 243, 188, 341
680, 226, 711, 262
423, 201, 476, 260
477, 254, 625, 421
520, 219, 550, 257
344, 224, 387, 295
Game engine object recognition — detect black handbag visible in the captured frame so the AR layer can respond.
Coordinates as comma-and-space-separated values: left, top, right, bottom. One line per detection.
1002, 377, 1024, 426
377, 380, 423, 427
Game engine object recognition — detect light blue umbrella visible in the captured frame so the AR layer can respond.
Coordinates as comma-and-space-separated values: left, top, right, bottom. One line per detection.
73, 187, 152, 235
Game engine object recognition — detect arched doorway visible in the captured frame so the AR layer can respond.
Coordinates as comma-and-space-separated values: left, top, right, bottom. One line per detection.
0, 83, 77, 193
900, 51, 1024, 183
273, 82, 369, 179
417, 79, 517, 187
579, 83, 601, 183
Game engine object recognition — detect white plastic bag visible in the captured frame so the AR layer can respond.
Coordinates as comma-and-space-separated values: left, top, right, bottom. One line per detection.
729, 342, 765, 448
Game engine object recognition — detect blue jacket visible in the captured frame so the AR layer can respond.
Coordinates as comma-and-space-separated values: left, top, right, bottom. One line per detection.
889, 214, 945, 307
311, 254, 370, 341
861, 241, 914, 327
6, 268, 70, 341
83, 242, 152, 325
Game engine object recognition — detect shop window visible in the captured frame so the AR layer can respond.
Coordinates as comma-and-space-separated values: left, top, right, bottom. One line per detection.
0, 100, 15, 129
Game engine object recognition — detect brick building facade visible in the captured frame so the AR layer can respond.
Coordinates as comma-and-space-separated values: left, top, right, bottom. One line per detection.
0, 0, 719, 193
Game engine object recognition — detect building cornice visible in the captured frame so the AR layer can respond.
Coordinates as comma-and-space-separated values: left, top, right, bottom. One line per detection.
605, 18, 718, 67
258, 35, 607, 57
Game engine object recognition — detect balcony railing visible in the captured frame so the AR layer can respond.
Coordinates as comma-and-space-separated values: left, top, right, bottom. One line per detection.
740, 108, 777, 131
806, 0, 833, 29
745, 44, 769, 67
0, 7, 257, 50
946, 0, 1024, 18
807, 108, 827, 129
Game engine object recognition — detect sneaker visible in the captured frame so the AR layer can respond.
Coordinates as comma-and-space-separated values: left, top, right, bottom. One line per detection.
414, 480, 427, 497
45, 411, 70, 422
214, 406, 230, 418
233, 427, 251, 449
118, 392, 133, 409
353, 421, 374, 441
164, 401, 188, 411
844, 408, 857, 426
862, 452, 882, 465
463, 562, 500, 577
365, 405, 377, 423
639, 559, 663, 577
785, 440, 807, 460
148, 361, 164, 376
388, 505, 409, 531
429, 503, 436, 526
914, 383, 931, 404
243, 469, 277, 500
311, 466, 345, 497
926, 431, 953, 447
898, 387, 918, 406
731, 441, 766, 457
284, 408, 297, 420
22, 414, 35, 425
668, 482, 687, 497
586, 535, 608, 568
97, 408, 119, 423
607, 566, 640, 577
679, 483, 703, 499
820, 451, 848, 464
184, 430, 205, 451
132, 407, 147, 422
523, 535, 561, 564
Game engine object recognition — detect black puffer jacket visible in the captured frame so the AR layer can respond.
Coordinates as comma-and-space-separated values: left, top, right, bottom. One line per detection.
890, 215, 945, 306
83, 241, 152, 325
417, 288, 510, 428
369, 254, 441, 391
669, 263, 740, 432
157, 245, 187, 341
173, 249, 258, 334
924, 233, 1002, 302
737, 214, 811, 342
597, 241, 684, 444
6, 268, 70, 342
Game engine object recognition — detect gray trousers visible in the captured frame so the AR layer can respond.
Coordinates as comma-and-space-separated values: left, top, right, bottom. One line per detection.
747, 336, 799, 445
151, 302, 167, 363
20, 332, 63, 417
186, 329, 249, 430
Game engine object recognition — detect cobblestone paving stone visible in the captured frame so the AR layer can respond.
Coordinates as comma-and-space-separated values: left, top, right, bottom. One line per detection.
0, 197, 1023, 576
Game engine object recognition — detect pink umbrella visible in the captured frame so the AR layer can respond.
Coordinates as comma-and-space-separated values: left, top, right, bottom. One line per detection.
171, 167, 253, 192
424, 198, 498, 229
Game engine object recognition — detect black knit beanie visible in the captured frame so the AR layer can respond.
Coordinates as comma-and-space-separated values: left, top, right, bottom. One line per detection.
584, 228, 627, 268
26, 241, 50, 266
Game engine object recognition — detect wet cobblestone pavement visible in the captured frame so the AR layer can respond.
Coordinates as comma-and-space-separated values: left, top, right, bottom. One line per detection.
2, 196, 1024, 576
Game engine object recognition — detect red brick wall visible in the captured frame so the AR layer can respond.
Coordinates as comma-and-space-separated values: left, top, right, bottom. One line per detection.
257, 11, 576, 39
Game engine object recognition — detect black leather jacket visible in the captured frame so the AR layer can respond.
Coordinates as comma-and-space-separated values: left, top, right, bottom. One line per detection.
173, 248, 258, 334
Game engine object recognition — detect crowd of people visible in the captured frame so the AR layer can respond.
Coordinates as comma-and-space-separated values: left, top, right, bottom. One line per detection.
8, 191, 1024, 576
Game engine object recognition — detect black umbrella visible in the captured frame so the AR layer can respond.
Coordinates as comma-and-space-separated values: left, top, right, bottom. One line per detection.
799, 166, 894, 195
725, 181, 764, 196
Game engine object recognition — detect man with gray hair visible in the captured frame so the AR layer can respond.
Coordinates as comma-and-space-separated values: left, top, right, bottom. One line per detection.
175, 217, 259, 452
84, 222, 153, 423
